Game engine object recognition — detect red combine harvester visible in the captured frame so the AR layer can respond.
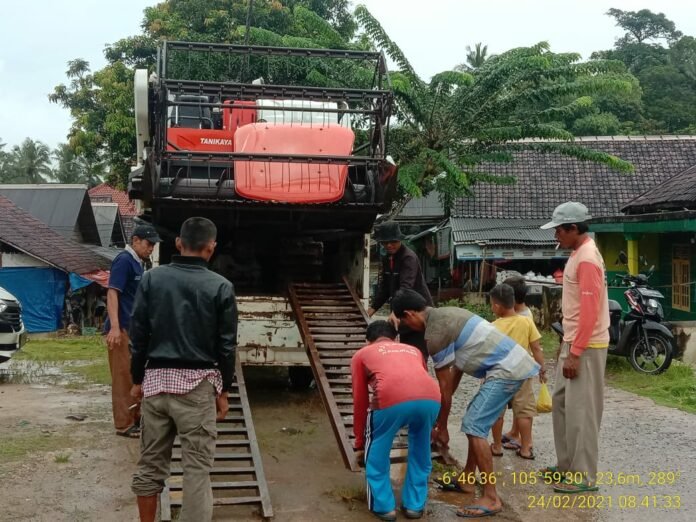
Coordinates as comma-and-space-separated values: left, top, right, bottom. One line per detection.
128, 44, 408, 505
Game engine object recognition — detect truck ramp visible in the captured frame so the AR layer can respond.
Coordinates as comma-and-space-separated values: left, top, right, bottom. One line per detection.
160, 356, 273, 520
288, 279, 440, 472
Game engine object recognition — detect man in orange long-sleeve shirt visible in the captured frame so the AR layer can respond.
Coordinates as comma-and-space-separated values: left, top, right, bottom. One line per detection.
541, 202, 609, 494
351, 321, 440, 521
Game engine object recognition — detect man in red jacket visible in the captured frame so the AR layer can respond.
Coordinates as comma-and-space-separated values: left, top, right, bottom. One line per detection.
352, 320, 441, 521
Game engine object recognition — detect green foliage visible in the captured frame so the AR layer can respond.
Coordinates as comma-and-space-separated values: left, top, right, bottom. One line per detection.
572, 112, 622, 136
438, 298, 495, 322
606, 8, 682, 44
591, 8, 696, 134
51, 0, 363, 187
356, 6, 635, 214
455, 43, 493, 71
606, 358, 696, 414
53, 144, 105, 187
0, 138, 53, 183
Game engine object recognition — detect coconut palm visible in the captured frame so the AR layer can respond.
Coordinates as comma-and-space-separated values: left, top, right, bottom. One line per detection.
456, 43, 492, 71
8, 138, 53, 183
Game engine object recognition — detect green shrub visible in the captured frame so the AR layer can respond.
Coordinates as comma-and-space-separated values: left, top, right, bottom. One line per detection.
438, 298, 495, 321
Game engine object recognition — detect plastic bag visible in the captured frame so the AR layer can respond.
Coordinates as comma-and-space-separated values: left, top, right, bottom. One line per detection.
536, 383, 552, 413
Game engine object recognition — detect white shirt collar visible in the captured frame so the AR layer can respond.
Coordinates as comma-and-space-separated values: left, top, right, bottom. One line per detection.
125, 245, 143, 267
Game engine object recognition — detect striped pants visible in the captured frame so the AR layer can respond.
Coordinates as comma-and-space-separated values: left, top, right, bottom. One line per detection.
365, 399, 440, 513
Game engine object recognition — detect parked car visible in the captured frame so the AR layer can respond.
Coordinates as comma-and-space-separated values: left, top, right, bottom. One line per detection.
0, 286, 27, 364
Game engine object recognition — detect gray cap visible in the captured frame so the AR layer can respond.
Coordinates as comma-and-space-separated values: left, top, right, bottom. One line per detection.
540, 202, 591, 230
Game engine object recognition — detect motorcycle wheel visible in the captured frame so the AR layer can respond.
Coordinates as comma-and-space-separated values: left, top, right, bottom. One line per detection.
628, 332, 673, 375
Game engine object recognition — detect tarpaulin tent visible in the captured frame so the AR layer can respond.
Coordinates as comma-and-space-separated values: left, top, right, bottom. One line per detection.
0, 267, 67, 332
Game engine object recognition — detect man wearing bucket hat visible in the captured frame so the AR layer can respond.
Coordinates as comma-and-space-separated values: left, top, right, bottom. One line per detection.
368, 221, 433, 359
540, 202, 609, 494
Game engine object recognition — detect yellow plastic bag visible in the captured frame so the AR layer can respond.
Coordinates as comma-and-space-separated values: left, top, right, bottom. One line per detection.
536, 383, 552, 413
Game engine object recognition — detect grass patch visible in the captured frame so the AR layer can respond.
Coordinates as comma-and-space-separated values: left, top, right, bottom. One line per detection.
0, 432, 74, 464
327, 485, 367, 505
54, 452, 71, 463
540, 329, 560, 359
68, 361, 111, 385
12, 338, 109, 387
606, 357, 696, 414
17, 337, 104, 362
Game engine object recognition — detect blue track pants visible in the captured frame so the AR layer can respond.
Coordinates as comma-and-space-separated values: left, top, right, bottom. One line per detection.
364, 399, 440, 513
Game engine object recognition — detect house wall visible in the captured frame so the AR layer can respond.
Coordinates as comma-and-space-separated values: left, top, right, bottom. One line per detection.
596, 231, 696, 362
0, 252, 49, 268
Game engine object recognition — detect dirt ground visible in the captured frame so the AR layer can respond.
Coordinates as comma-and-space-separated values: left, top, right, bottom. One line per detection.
0, 362, 694, 522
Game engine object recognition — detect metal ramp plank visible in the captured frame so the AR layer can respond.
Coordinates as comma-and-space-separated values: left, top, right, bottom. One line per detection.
288, 277, 440, 472
160, 356, 273, 520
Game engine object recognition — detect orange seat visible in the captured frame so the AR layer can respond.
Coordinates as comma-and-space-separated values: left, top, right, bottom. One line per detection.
234, 123, 355, 203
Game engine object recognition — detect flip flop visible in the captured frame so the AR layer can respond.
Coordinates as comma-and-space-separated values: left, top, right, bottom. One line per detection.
502, 440, 521, 450
516, 448, 535, 460
553, 481, 599, 494
539, 465, 558, 474
116, 425, 140, 438
490, 444, 503, 457
456, 505, 502, 518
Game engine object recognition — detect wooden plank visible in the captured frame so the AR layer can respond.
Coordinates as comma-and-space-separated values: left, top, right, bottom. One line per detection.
308, 327, 366, 334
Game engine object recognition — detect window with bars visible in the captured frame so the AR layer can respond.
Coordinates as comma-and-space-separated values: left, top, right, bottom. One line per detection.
672, 245, 691, 312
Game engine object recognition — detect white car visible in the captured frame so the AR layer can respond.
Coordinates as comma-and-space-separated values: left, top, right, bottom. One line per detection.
0, 286, 27, 363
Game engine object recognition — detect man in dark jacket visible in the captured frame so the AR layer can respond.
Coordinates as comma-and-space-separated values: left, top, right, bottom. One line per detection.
367, 221, 433, 358
129, 217, 237, 522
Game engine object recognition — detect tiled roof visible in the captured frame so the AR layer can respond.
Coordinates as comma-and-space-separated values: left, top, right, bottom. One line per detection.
0, 195, 110, 274
450, 218, 556, 246
89, 183, 138, 216
453, 136, 696, 219
622, 164, 696, 214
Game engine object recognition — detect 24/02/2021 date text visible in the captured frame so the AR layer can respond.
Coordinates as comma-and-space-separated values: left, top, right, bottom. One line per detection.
528, 495, 682, 510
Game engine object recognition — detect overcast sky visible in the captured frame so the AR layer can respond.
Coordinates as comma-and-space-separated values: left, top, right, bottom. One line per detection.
1, 0, 695, 151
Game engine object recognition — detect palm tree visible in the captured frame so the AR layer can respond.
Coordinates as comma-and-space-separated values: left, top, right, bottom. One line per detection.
9, 138, 53, 183
456, 43, 492, 71
53, 143, 105, 187
355, 5, 634, 214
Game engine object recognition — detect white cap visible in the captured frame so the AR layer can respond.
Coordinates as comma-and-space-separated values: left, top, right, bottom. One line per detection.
540, 202, 591, 230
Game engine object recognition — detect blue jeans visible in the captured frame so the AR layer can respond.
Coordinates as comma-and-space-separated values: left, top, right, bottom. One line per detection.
365, 399, 440, 513
461, 378, 523, 438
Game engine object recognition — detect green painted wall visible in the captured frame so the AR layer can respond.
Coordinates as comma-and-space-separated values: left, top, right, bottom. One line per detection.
596, 231, 696, 321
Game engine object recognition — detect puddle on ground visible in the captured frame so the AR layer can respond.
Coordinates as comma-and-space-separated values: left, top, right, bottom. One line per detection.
0, 359, 88, 386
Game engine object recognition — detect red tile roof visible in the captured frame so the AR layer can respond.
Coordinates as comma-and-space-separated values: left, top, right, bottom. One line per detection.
89, 183, 138, 216
0, 195, 110, 274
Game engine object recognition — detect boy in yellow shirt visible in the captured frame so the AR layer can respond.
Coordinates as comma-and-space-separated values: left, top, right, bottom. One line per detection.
489, 284, 546, 459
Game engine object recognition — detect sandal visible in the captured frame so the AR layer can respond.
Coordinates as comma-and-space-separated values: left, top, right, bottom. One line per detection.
553, 481, 599, 494
116, 425, 140, 438
490, 444, 503, 457
502, 440, 520, 450
455, 505, 502, 518
516, 448, 535, 460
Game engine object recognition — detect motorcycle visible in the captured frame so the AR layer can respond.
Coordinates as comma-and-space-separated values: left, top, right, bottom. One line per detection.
552, 253, 675, 375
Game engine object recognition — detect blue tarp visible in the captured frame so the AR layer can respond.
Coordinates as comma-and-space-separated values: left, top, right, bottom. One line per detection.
69, 273, 93, 291
0, 267, 67, 332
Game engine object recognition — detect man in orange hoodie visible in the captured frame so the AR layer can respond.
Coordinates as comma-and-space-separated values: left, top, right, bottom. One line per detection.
541, 202, 609, 494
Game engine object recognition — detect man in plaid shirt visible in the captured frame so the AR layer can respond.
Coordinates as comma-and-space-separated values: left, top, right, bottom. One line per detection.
129, 217, 237, 522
